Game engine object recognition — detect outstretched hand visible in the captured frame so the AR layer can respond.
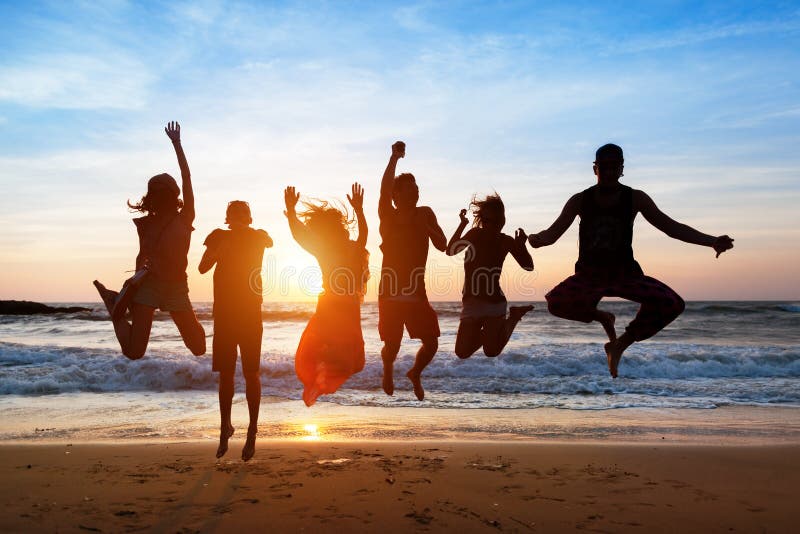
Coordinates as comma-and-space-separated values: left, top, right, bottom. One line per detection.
391, 141, 406, 159
347, 182, 364, 211
528, 233, 544, 248
165, 121, 181, 143
459, 209, 469, 225
515, 228, 528, 247
713, 235, 734, 258
284, 186, 300, 214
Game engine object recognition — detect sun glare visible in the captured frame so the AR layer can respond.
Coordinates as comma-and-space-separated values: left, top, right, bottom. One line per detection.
302, 423, 321, 441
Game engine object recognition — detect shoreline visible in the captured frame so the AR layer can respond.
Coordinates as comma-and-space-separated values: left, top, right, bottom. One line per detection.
3, 399, 799, 445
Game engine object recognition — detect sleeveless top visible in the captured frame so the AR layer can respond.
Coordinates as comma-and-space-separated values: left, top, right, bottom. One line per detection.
134, 213, 193, 282
461, 228, 511, 303
204, 227, 271, 312
576, 184, 642, 277
378, 208, 429, 300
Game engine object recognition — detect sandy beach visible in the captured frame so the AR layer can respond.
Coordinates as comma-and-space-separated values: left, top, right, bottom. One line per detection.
2, 440, 797, 533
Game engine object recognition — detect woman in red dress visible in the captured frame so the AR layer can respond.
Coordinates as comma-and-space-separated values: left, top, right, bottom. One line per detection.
284, 183, 370, 406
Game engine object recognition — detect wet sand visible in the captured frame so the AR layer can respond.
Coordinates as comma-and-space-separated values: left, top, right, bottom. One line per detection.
2, 441, 797, 532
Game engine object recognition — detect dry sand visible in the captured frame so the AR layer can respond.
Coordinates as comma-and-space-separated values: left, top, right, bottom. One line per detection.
2, 441, 797, 532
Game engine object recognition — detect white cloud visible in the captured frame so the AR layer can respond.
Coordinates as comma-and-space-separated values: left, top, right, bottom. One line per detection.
0, 53, 153, 110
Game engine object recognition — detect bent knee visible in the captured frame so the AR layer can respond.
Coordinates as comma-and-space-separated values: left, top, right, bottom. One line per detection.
124, 347, 146, 360
420, 337, 439, 353
482, 346, 501, 358
454, 346, 474, 359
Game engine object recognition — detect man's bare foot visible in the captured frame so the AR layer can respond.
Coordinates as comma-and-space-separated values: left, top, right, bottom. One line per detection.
242, 428, 256, 462
406, 369, 424, 401
382, 364, 394, 396
604, 340, 626, 378
596, 310, 617, 342
216, 424, 234, 459
509, 304, 534, 322
93, 280, 118, 316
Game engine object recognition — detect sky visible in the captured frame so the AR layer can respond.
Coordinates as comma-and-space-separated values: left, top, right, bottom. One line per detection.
0, 0, 798, 302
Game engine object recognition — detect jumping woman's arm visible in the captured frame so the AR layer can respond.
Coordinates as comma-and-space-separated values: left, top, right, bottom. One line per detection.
510, 228, 534, 271
635, 190, 734, 257
446, 209, 470, 256
284, 186, 315, 252
165, 121, 194, 223
348, 182, 368, 248
528, 193, 581, 248
379, 141, 405, 219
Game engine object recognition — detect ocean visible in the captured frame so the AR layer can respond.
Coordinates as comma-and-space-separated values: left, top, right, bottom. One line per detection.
1, 301, 799, 441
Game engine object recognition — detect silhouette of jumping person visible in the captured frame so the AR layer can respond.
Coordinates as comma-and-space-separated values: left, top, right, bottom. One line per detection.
378, 142, 447, 401
285, 183, 370, 406
529, 144, 734, 377
447, 194, 535, 358
199, 201, 273, 461
93, 122, 206, 360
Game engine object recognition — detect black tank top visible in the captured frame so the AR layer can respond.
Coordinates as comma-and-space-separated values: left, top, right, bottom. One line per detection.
576, 184, 642, 277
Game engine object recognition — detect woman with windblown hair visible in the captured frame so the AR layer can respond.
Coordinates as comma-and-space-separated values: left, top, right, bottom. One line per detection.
284, 183, 370, 406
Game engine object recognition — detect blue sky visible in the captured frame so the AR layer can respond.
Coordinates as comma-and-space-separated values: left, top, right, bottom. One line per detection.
1, 1, 798, 301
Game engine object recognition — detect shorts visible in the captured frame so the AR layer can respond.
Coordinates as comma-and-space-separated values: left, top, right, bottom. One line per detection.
212, 309, 263, 374
378, 297, 440, 342
460, 298, 507, 320
132, 275, 192, 312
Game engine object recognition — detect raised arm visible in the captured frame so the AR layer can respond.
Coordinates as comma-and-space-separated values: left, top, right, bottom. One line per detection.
379, 141, 405, 219
284, 186, 315, 253
347, 182, 368, 248
421, 206, 447, 252
165, 121, 194, 222
446, 209, 470, 256
635, 190, 734, 257
528, 193, 581, 248
510, 228, 534, 271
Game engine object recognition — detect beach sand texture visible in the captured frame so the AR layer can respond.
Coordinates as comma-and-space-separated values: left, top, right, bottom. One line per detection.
2, 442, 797, 532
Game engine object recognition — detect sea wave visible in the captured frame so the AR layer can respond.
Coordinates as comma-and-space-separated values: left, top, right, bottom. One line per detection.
2, 341, 798, 408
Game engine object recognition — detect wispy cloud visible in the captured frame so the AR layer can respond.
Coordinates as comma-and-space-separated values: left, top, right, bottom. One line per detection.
0, 52, 153, 110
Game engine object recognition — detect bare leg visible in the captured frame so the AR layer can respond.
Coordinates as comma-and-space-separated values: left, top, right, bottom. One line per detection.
241, 370, 261, 461
217, 370, 235, 459
406, 337, 437, 401
482, 305, 534, 357
593, 309, 617, 342
381, 339, 401, 396
94, 282, 155, 360
454, 318, 483, 359
604, 332, 634, 378
170, 309, 207, 356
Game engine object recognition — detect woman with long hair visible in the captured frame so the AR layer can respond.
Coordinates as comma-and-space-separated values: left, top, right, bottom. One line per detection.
93, 122, 206, 360
284, 183, 370, 406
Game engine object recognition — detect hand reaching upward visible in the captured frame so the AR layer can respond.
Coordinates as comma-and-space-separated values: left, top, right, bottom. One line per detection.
391, 141, 406, 159
515, 228, 528, 247
284, 186, 300, 214
165, 121, 181, 144
459, 209, 469, 226
347, 182, 364, 212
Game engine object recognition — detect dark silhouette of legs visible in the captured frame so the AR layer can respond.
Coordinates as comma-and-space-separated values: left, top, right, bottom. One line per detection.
242, 370, 260, 461
381, 338, 402, 396
95, 281, 156, 360
481, 305, 534, 357
455, 319, 484, 359
217, 370, 235, 459
407, 337, 437, 401
170, 310, 206, 356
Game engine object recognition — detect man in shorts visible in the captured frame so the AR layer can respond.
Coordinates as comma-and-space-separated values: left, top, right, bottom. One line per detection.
378, 141, 447, 401
199, 201, 273, 460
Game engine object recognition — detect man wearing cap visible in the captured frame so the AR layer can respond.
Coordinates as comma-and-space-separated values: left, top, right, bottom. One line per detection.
528, 144, 734, 377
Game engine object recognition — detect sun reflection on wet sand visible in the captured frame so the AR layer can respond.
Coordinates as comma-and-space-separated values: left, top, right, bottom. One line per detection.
301, 423, 321, 441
